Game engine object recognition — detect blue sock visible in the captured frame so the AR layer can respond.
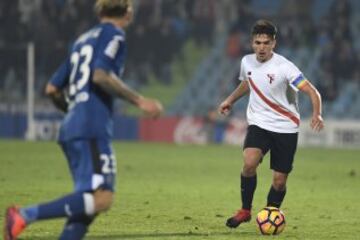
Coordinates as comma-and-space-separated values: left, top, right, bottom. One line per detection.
20, 205, 38, 224
21, 192, 89, 223
60, 222, 88, 240
59, 215, 95, 240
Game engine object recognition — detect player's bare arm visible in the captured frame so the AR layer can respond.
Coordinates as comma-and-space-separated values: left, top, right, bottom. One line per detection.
299, 80, 324, 132
219, 81, 249, 115
93, 68, 163, 118
45, 83, 68, 113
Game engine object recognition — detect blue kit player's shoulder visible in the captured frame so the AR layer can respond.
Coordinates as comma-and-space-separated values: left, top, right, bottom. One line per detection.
93, 23, 127, 76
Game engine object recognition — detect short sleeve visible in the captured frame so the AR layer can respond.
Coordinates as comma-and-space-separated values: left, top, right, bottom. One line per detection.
94, 27, 126, 74
238, 58, 246, 81
49, 59, 70, 89
283, 61, 307, 91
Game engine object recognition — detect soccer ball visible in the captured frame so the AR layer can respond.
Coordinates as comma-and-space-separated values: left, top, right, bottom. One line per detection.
256, 207, 286, 235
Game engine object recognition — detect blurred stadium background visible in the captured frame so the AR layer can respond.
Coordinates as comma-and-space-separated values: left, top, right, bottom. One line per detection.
1, 0, 359, 148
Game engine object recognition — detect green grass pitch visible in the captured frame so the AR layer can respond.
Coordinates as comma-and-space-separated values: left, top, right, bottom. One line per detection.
0, 140, 359, 240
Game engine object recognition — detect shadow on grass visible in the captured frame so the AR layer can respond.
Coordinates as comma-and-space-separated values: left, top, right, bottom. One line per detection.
32, 231, 253, 239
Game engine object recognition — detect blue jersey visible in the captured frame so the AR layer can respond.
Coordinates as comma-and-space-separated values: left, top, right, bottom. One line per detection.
50, 23, 126, 141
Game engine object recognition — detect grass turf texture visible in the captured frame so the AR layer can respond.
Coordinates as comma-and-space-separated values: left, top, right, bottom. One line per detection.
0, 140, 359, 240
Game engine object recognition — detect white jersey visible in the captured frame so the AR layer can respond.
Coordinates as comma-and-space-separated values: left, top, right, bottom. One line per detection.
239, 53, 307, 133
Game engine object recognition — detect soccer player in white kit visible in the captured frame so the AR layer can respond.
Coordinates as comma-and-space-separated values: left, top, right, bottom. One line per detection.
218, 19, 324, 228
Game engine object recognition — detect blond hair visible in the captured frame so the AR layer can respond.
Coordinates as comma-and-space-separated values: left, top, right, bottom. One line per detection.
95, 0, 132, 18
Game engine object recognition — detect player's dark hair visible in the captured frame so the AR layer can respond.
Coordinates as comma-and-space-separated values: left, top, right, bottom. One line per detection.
95, 0, 132, 18
251, 19, 277, 39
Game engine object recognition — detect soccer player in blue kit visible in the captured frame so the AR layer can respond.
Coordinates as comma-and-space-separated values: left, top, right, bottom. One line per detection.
4, 1, 163, 239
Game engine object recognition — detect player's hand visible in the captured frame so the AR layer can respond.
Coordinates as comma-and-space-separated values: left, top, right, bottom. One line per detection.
310, 114, 324, 132
138, 98, 163, 118
218, 100, 232, 115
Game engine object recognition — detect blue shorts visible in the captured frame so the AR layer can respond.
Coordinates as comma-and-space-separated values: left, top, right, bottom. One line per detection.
60, 138, 116, 192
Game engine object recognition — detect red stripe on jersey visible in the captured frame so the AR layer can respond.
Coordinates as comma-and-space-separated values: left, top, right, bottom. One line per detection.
248, 78, 300, 126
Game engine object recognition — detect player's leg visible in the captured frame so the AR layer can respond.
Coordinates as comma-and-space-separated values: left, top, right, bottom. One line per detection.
58, 189, 114, 240
4, 139, 116, 240
4, 189, 96, 240
240, 147, 263, 210
226, 125, 270, 228
267, 171, 288, 207
17, 140, 98, 222
58, 138, 116, 239
4, 188, 95, 240
59, 214, 96, 240
3, 140, 95, 240
57, 189, 114, 240
267, 131, 298, 208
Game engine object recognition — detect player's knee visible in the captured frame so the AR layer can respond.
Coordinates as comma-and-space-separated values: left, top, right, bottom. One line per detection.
242, 152, 261, 176
93, 190, 114, 212
272, 177, 287, 191
242, 164, 257, 176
